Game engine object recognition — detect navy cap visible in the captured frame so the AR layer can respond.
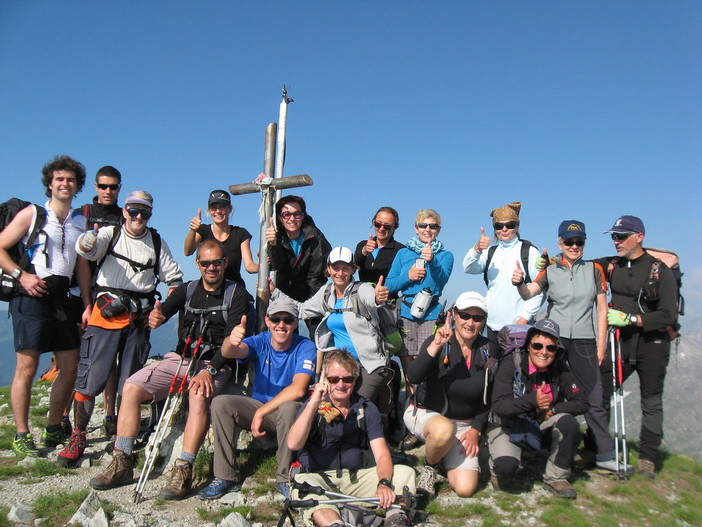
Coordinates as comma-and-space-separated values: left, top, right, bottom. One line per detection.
558, 220, 586, 241
526, 318, 564, 350
208, 189, 231, 207
604, 215, 645, 235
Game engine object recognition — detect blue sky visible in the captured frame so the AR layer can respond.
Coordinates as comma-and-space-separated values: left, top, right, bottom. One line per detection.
1, 2, 700, 322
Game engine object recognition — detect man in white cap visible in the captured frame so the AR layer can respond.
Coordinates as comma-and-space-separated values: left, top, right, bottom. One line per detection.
198, 297, 316, 500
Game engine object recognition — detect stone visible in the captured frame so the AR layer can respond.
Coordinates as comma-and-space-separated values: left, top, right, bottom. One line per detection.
8, 502, 35, 525
218, 512, 251, 527
69, 491, 104, 525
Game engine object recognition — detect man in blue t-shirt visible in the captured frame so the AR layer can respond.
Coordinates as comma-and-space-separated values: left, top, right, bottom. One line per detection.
198, 297, 316, 500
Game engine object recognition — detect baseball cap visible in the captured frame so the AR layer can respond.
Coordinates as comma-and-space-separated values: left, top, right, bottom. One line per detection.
328, 247, 354, 265
604, 215, 645, 235
124, 190, 153, 209
453, 291, 488, 314
208, 189, 231, 207
558, 220, 587, 241
266, 297, 299, 317
526, 318, 564, 349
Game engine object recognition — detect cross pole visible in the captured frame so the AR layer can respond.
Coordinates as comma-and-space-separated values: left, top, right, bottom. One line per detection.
229, 122, 313, 332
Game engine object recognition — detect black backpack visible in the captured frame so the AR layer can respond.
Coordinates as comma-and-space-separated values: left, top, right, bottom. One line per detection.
0, 198, 48, 301
483, 239, 536, 285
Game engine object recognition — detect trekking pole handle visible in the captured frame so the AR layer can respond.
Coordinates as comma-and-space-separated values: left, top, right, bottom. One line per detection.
176, 319, 211, 393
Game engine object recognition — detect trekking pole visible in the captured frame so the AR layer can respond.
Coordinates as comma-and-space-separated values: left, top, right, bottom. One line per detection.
608, 326, 621, 472
292, 481, 412, 511
615, 327, 628, 472
133, 320, 210, 503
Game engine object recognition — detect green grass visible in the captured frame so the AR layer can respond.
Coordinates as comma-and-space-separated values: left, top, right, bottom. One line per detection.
33, 489, 89, 527
0, 459, 73, 481
0, 425, 14, 450
196, 506, 252, 523
0, 505, 10, 527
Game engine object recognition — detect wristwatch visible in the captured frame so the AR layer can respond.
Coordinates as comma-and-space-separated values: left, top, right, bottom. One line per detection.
377, 478, 394, 490
205, 365, 218, 376
11, 268, 22, 279
627, 314, 639, 326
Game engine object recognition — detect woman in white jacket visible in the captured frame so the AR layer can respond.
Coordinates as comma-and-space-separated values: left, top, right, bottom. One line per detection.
270, 246, 391, 404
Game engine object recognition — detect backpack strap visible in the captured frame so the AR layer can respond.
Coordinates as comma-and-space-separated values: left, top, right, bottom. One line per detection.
483, 240, 534, 285
21, 205, 48, 270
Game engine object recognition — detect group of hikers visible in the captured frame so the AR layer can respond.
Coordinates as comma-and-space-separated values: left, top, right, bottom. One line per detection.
0, 154, 679, 527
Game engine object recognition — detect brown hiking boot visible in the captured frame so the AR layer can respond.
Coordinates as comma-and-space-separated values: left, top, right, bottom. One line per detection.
637, 459, 656, 480
159, 460, 193, 500
89, 450, 135, 490
543, 479, 576, 499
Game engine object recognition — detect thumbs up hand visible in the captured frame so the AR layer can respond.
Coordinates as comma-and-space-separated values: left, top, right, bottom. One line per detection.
229, 315, 247, 347
475, 227, 491, 253
266, 217, 277, 246
80, 223, 101, 252
189, 208, 202, 232
374, 275, 389, 304
536, 248, 549, 271
512, 260, 525, 286
422, 242, 434, 262
363, 233, 377, 256
149, 299, 166, 329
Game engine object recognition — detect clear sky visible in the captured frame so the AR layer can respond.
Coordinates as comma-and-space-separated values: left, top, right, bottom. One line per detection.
2, 2, 700, 321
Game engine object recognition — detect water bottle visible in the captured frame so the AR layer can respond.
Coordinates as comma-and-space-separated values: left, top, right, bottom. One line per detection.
410, 287, 434, 319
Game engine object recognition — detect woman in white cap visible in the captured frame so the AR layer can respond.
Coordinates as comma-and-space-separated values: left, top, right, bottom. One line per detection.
403, 291, 496, 498
269, 246, 392, 405
184, 189, 258, 286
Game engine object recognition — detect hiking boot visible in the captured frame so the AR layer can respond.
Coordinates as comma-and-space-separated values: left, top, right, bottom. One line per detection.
89, 450, 135, 490
384, 512, 411, 526
61, 416, 72, 438
159, 460, 193, 500
57, 431, 87, 467
103, 417, 117, 438
197, 478, 238, 500
637, 459, 656, 480
543, 480, 577, 499
12, 435, 39, 457
276, 482, 290, 500
401, 432, 421, 451
40, 427, 68, 448
417, 464, 438, 498
596, 458, 634, 476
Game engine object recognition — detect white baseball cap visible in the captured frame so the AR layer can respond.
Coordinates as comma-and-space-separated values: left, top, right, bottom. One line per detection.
328, 246, 354, 265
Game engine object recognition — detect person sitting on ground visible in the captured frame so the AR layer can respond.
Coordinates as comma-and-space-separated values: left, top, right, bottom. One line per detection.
198, 297, 316, 500
88, 240, 250, 498
405, 292, 498, 498
288, 349, 416, 527
488, 319, 588, 499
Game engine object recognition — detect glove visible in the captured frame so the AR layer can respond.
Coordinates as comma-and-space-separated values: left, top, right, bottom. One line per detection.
607, 309, 628, 327
81, 230, 98, 251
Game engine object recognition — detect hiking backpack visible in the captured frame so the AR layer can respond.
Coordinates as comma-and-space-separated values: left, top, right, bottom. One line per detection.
94, 225, 163, 288
322, 282, 403, 354
0, 198, 48, 301
483, 239, 536, 286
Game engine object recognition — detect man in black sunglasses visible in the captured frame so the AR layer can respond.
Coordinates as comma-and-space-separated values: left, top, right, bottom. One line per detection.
57, 190, 183, 469
200, 296, 316, 501
594, 215, 678, 480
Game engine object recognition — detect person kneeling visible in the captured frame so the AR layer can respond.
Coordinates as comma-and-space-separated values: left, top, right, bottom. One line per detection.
488, 319, 588, 499
288, 350, 416, 527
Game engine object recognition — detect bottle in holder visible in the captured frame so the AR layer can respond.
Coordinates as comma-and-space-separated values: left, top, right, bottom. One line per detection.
410, 287, 434, 319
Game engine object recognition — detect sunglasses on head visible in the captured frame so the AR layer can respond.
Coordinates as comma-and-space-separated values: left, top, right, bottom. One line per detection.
280, 211, 304, 220
198, 258, 225, 268
611, 232, 634, 241
269, 315, 296, 325
326, 375, 356, 384
97, 183, 120, 190
494, 222, 517, 230
126, 208, 152, 220
416, 223, 440, 230
530, 342, 558, 352
373, 221, 393, 230
453, 310, 486, 322
563, 239, 585, 247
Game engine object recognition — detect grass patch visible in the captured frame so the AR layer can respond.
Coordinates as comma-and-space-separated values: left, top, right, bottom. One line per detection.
0, 425, 15, 450
0, 459, 73, 481
33, 489, 89, 527
29, 405, 50, 417
0, 505, 10, 527
541, 502, 590, 527
194, 449, 213, 480
196, 506, 251, 523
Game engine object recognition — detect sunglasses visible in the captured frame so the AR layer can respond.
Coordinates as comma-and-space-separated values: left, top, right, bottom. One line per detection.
126, 208, 152, 220
494, 222, 517, 230
611, 232, 634, 241
97, 183, 120, 190
373, 222, 393, 230
453, 311, 486, 322
269, 315, 296, 325
326, 375, 356, 384
416, 223, 440, 230
280, 211, 304, 220
530, 342, 558, 352
198, 258, 225, 268
563, 239, 585, 247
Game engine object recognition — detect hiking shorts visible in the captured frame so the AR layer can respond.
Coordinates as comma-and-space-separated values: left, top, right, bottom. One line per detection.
125, 352, 232, 403
404, 404, 480, 471
75, 324, 151, 397
397, 317, 435, 357
10, 294, 80, 353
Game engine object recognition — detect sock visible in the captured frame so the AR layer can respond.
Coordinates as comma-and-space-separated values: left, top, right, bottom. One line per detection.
15, 432, 29, 439
115, 436, 136, 456
46, 423, 62, 434
178, 451, 196, 465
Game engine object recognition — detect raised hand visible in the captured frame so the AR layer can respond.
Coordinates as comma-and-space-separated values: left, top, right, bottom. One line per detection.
80, 223, 101, 251
512, 260, 525, 286
535, 248, 549, 271
374, 275, 389, 304
266, 276, 276, 295
265, 217, 277, 246
229, 314, 247, 347
363, 233, 377, 256
189, 208, 202, 232
148, 299, 165, 329
431, 311, 453, 349
475, 226, 491, 253
421, 242, 434, 262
